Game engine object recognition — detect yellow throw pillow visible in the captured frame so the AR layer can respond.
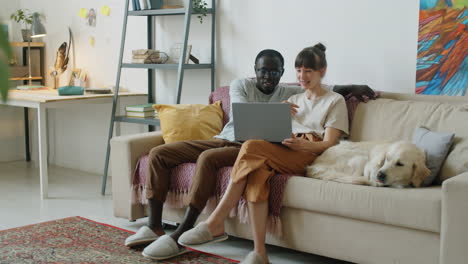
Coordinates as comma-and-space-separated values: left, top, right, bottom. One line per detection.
153, 101, 223, 143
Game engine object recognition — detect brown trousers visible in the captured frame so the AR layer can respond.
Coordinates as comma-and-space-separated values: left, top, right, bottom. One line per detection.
231, 138, 319, 203
145, 139, 241, 211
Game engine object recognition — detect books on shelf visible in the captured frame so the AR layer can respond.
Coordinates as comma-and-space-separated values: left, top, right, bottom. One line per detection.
126, 111, 158, 118
125, 103, 158, 118
150, 0, 163, 9
131, 49, 168, 64
134, 0, 141, 10
132, 0, 163, 10
139, 0, 148, 10
125, 103, 154, 112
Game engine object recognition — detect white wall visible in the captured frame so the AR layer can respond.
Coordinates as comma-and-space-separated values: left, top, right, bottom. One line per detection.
216, 0, 420, 93
1, 0, 422, 173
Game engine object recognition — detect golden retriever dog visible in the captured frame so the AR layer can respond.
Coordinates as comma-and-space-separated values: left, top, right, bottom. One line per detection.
306, 141, 431, 188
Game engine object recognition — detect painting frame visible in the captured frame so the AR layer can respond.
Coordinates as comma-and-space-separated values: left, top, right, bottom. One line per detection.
416, 0, 468, 96
170, 43, 192, 64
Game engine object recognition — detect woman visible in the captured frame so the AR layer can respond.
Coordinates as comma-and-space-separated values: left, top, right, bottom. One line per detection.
179, 43, 349, 264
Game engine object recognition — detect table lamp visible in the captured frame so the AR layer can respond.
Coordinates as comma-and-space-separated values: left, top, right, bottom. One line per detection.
17, 12, 46, 90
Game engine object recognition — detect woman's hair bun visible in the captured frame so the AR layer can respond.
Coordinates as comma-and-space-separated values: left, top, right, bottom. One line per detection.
313, 43, 326, 52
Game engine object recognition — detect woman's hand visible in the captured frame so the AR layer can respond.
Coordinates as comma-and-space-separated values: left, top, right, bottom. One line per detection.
282, 136, 313, 152
282, 128, 342, 154
282, 101, 299, 116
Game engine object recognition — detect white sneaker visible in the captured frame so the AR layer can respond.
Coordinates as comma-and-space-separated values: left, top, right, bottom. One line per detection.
125, 226, 160, 247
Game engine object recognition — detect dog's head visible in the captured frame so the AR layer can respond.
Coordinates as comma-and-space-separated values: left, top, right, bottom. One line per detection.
369, 141, 431, 188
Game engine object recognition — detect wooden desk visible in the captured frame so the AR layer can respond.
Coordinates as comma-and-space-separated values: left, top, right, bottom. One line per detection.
1, 88, 147, 199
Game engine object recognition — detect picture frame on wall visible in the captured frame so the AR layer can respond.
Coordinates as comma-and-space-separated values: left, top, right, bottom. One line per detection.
416, 0, 468, 96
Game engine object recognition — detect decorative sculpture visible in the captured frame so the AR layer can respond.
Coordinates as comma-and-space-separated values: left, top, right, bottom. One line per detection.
49, 28, 72, 89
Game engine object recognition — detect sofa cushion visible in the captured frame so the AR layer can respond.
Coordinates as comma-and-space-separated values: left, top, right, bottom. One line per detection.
282, 176, 441, 233
412, 127, 455, 186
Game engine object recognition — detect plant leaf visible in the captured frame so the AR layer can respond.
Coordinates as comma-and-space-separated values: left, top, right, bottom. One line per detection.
0, 28, 12, 102
0, 59, 10, 102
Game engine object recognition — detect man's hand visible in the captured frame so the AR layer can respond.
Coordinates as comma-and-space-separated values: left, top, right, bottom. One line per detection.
282, 100, 299, 116
333, 85, 376, 101
282, 136, 313, 152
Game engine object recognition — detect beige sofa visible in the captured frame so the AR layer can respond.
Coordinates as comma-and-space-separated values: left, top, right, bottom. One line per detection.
111, 91, 468, 264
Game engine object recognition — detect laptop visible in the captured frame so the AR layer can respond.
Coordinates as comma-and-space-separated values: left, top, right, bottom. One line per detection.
232, 102, 292, 142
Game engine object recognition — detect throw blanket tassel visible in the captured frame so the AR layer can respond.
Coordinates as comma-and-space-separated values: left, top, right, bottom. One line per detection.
131, 184, 147, 205
237, 199, 283, 237
165, 191, 188, 208
237, 199, 249, 224
267, 216, 283, 238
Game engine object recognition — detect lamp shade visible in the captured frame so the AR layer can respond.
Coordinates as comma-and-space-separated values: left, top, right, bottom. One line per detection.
31, 12, 46, 38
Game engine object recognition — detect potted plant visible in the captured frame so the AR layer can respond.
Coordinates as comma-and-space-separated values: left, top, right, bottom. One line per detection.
10, 9, 33, 42
193, 0, 208, 23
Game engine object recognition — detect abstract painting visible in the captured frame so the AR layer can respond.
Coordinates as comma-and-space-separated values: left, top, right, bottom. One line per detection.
416, 0, 467, 96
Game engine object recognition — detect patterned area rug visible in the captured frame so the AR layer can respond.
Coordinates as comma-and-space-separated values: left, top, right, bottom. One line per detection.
0, 216, 238, 264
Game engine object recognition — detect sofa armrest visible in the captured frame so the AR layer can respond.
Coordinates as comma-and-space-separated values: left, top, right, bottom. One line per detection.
111, 131, 165, 163
440, 171, 468, 264
110, 131, 164, 220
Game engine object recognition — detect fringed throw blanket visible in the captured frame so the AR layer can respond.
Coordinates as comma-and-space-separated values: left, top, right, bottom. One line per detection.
131, 90, 380, 238
131, 156, 292, 237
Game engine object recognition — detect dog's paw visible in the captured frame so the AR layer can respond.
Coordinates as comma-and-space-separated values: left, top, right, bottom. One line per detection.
305, 165, 323, 179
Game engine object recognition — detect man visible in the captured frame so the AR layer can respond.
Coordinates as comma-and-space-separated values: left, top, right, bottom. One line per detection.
125, 49, 375, 260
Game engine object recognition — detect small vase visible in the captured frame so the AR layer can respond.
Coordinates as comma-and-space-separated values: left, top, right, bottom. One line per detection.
22, 29, 32, 42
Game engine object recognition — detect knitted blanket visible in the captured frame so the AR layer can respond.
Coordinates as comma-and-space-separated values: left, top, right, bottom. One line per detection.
131, 157, 291, 237
130, 91, 379, 238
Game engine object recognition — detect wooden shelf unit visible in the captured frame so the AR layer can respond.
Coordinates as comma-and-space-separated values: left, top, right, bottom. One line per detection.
101, 0, 216, 194
10, 42, 45, 48
9, 42, 46, 85
9, 76, 43, 81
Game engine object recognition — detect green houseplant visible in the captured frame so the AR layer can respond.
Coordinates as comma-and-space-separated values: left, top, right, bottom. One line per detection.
0, 25, 12, 101
10, 9, 33, 41
193, 0, 208, 23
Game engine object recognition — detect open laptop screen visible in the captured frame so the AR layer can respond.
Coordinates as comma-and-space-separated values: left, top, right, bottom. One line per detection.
232, 103, 292, 143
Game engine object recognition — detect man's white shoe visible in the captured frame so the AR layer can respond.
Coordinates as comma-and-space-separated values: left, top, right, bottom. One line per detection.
124, 226, 160, 247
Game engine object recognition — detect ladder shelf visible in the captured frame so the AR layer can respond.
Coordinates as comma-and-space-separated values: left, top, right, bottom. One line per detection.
101, 0, 216, 194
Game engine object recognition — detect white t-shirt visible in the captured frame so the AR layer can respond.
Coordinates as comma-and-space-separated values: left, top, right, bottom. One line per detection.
287, 88, 349, 137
